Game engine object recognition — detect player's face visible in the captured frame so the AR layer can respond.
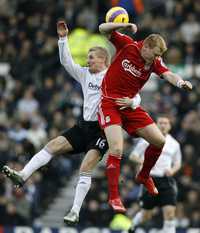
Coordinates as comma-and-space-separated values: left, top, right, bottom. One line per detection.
87, 51, 106, 73
157, 117, 171, 135
141, 44, 159, 64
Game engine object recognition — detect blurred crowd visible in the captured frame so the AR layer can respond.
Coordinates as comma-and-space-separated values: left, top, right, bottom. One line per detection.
0, 0, 200, 228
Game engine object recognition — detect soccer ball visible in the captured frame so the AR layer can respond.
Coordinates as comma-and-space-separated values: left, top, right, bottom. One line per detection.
105, 7, 129, 23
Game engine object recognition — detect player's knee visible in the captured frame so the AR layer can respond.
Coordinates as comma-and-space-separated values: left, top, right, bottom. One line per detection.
164, 209, 175, 220
80, 154, 101, 172
165, 212, 175, 220
80, 160, 93, 172
109, 142, 123, 155
143, 211, 152, 221
156, 136, 166, 149
161, 137, 166, 148
45, 136, 71, 155
45, 137, 61, 155
79, 163, 89, 173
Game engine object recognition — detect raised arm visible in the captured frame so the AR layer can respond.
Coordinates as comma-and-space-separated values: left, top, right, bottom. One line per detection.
162, 71, 192, 91
99, 22, 137, 38
57, 21, 85, 82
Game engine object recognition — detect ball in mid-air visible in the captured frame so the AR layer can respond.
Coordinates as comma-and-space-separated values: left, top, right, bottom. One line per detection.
105, 7, 129, 23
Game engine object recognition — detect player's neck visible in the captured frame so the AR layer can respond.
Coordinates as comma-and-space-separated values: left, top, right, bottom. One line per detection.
145, 60, 153, 66
144, 62, 152, 70
90, 66, 107, 74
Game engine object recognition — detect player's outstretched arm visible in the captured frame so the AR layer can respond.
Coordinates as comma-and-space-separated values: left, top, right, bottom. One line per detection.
57, 20, 84, 82
99, 22, 137, 37
162, 71, 192, 91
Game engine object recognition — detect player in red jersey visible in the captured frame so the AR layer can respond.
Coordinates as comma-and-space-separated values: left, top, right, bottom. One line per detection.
98, 22, 192, 213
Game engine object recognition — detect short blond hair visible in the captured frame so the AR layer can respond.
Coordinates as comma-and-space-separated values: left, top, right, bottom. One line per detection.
88, 46, 110, 67
144, 34, 167, 56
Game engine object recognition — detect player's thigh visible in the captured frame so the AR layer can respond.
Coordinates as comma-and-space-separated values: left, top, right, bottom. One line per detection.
162, 205, 176, 220
104, 124, 124, 155
122, 107, 154, 136
136, 123, 165, 148
79, 149, 101, 172
45, 136, 73, 155
142, 209, 153, 221
60, 125, 86, 153
88, 135, 108, 157
98, 100, 122, 130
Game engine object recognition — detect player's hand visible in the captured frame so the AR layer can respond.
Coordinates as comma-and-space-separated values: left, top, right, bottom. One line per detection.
181, 80, 192, 91
115, 97, 133, 110
164, 169, 173, 177
126, 23, 137, 34
57, 20, 69, 37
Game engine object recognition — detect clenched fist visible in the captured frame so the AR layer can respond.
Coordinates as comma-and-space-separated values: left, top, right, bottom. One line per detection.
177, 80, 193, 91
57, 20, 68, 37
181, 80, 193, 91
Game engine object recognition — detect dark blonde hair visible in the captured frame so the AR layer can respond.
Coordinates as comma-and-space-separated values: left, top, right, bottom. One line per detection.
88, 46, 110, 67
144, 34, 167, 56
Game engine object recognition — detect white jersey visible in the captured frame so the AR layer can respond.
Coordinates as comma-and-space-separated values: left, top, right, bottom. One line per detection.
58, 37, 141, 121
131, 134, 182, 177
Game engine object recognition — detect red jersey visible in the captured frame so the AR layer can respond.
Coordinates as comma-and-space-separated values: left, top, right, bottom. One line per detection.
102, 31, 169, 99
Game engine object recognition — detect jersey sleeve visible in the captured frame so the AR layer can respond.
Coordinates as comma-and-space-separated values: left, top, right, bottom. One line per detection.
110, 31, 133, 52
130, 138, 149, 160
58, 37, 86, 82
153, 57, 169, 77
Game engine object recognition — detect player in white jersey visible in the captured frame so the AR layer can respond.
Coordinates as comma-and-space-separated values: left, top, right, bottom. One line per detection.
1, 21, 141, 225
128, 116, 182, 233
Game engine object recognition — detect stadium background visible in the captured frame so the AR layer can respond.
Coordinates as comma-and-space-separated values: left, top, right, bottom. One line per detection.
0, 0, 199, 231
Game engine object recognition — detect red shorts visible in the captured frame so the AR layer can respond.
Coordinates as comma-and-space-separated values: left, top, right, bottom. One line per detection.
98, 98, 154, 136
